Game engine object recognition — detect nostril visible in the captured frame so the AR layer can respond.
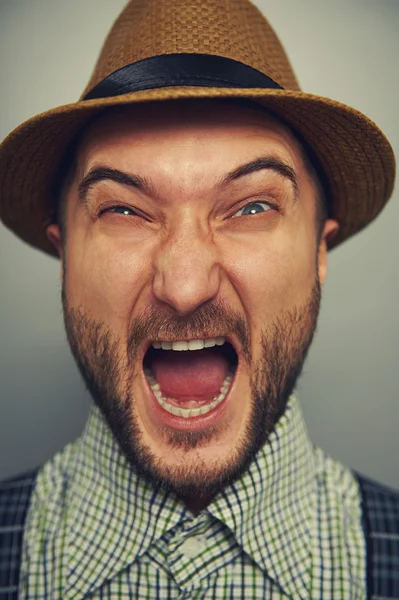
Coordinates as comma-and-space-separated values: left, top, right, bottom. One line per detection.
152, 253, 221, 315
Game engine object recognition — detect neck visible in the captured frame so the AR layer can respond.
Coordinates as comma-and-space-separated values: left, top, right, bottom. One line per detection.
181, 494, 213, 516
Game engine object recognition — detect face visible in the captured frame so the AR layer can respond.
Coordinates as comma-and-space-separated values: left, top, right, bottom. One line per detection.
47, 99, 338, 511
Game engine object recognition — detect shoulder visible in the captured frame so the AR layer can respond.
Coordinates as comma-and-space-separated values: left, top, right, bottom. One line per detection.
355, 471, 399, 527
314, 451, 399, 593
354, 473, 399, 597
314, 447, 399, 519
0, 470, 39, 592
0, 469, 39, 527
313, 447, 364, 511
356, 471, 399, 500
0, 445, 77, 591
0, 469, 38, 492
0, 439, 78, 533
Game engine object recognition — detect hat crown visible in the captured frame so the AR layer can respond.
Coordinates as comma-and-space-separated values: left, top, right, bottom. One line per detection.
81, 0, 300, 99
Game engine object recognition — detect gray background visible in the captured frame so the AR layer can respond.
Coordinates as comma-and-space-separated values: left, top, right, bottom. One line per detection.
0, 0, 398, 485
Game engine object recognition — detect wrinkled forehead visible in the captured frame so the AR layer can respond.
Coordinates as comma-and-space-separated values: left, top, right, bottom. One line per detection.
76, 98, 306, 166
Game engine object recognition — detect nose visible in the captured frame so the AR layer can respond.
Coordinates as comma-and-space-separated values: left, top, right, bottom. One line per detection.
152, 223, 221, 316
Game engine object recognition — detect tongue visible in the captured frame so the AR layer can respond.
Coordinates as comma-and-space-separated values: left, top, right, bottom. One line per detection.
150, 348, 229, 402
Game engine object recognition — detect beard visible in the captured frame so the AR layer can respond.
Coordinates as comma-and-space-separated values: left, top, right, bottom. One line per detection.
62, 273, 321, 503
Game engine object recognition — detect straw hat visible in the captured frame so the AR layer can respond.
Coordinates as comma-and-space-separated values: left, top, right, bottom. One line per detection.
0, 0, 395, 257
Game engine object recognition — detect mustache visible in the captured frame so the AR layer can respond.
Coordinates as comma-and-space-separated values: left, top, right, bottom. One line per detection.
127, 300, 251, 363
61, 276, 251, 364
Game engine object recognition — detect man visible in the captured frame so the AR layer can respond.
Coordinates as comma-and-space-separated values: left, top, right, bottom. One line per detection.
0, 0, 398, 598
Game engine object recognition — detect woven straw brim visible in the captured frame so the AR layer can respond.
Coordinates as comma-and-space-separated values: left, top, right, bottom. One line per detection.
0, 86, 395, 258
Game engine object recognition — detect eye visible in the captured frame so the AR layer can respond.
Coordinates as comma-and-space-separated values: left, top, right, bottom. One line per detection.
232, 201, 272, 218
100, 205, 138, 217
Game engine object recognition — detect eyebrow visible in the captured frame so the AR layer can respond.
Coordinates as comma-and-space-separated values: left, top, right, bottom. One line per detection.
78, 167, 156, 205
219, 156, 299, 199
77, 155, 299, 205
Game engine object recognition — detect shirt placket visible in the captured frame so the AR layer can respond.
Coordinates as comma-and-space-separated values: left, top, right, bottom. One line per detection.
165, 516, 210, 595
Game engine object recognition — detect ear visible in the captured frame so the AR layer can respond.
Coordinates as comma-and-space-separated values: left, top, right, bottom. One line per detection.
318, 219, 339, 284
46, 224, 64, 262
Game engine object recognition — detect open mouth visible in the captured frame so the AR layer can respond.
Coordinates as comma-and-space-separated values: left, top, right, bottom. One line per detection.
143, 337, 238, 419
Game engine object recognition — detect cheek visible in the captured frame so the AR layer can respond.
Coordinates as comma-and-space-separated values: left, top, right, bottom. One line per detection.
65, 238, 150, 323
221, 234, 315, 323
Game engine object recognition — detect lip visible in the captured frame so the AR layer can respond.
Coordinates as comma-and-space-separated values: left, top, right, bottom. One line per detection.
139, 334, 241, 364
140, 360, 238, 432
137, 334, 240, 431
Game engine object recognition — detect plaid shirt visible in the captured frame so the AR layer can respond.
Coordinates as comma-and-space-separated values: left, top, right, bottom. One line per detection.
18, 395, 366, 599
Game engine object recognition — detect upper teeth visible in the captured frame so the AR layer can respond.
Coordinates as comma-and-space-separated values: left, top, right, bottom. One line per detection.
151, 337, 226, 351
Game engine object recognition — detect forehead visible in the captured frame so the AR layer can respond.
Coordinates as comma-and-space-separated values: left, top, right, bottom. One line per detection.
76, 99, 305, 170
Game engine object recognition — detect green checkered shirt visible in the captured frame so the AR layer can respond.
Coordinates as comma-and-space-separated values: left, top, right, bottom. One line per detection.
20, 395, 365, 599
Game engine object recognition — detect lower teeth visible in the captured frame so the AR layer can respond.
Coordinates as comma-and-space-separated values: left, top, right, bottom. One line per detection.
144, 369, 233, 418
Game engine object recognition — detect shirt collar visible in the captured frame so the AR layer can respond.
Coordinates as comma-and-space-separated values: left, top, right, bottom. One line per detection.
208, 395, 315, 599
64, 395, 314, 600
64, 406, 190, 600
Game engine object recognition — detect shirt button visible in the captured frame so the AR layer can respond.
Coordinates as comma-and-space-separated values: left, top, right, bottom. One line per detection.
180, 536, 205, 558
